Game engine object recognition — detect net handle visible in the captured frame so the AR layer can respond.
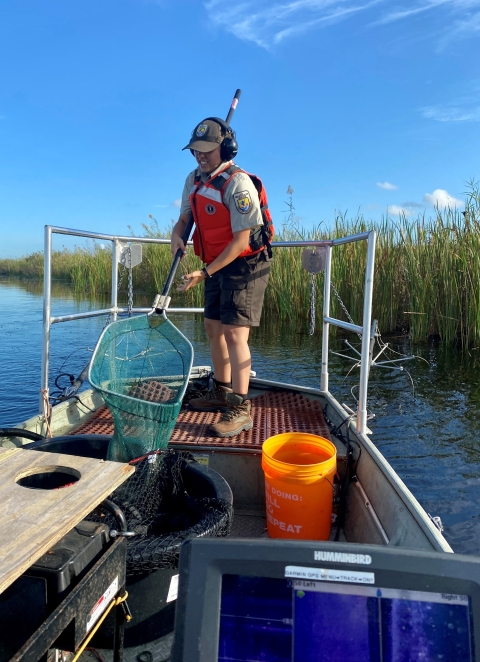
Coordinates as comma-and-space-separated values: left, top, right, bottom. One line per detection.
154, 89, 242, 314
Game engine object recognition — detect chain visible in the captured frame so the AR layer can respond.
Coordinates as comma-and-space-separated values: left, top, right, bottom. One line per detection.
117, 264, 126, 292
330, 280, 361, 339
306, 267, 359, 339
127, 258, 133, 317
309, 273, 316, 336
103, 247, 134, 323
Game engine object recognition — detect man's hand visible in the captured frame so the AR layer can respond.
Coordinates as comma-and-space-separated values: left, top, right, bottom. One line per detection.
171, 235, 186, 257
176, 270, 205, 292
170, 213, 190, 257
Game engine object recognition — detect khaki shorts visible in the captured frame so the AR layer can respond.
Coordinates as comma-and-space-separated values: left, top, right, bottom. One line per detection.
204, 250, 271, 327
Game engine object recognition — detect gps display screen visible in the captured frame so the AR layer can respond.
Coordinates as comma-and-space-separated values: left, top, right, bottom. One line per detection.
218, 575, 474, 662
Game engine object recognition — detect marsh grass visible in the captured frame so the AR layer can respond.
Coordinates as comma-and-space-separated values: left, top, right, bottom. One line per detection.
2, 185, 479, 345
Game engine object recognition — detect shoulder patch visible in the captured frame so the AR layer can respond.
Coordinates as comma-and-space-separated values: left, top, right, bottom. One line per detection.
233, 190, 253, 214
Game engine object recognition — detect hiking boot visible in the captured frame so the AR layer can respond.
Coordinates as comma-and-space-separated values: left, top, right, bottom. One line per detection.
189, 381, 232, 412
210, 393, 253, 437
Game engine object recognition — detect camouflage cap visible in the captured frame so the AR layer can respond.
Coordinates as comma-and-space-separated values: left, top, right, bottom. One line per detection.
182, 119, 225, 152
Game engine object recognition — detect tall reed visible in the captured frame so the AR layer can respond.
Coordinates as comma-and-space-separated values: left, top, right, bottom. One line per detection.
2, 185, 479, 345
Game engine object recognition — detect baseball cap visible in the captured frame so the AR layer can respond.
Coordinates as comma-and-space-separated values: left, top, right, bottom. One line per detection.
182, 119, 224, 152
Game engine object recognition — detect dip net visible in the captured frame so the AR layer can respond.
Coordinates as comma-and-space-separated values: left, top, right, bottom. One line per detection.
87, 450, 233, 576
88, 314, 193, 462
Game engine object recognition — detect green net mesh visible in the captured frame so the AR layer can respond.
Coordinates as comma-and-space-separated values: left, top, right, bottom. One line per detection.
88, 314, 193, 462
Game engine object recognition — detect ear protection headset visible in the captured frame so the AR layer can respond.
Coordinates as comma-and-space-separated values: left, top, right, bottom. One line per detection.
190, 117, 238, 161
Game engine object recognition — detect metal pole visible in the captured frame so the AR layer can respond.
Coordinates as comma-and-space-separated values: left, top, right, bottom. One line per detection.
321, 245, 332, 392
357, 231, 376, 434
39, 226, 52, 413
50, 307, 206, 323
111, 239, 120, 322
323, 317, 363, 335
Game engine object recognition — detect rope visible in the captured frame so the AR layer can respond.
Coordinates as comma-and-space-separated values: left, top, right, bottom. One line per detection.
70, 591, 129, 662
40, 389, 53, 439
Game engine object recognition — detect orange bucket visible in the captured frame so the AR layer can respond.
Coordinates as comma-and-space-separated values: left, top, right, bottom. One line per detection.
262, 432, 337, 540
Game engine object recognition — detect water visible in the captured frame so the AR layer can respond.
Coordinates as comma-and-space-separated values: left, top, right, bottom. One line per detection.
2, 277, 480, 555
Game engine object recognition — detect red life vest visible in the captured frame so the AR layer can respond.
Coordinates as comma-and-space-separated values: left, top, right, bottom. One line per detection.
190, 164, 274, 264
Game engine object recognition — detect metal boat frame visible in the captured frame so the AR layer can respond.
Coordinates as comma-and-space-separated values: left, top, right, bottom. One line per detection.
41, 225, 375, 434
27, 224, 451, 556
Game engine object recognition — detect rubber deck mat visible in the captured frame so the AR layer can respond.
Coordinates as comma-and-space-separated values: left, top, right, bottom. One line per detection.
71, 391, 331, 450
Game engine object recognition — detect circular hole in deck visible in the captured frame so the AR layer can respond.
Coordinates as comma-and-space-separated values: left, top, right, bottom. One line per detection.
16, 466, 81, 490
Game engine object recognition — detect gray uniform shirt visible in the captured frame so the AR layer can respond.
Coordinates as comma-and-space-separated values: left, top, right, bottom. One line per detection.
180, 161, 262, 233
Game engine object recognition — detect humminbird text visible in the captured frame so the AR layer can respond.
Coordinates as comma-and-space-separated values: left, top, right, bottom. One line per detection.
314, 551, 372, 565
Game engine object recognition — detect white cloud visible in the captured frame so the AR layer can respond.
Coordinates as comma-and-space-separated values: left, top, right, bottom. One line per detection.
153, 200, 182, 208
377, 181, 398, 190
204, 0, 480, 49
387, 205, 413, 216
204, 0, 384, 49
423, 189, 463, 208
375, 0, 480, 27
374, 0, 449, 26
421, 105, 480, 122
436, 7, 480, 49
400, 200, 424, 208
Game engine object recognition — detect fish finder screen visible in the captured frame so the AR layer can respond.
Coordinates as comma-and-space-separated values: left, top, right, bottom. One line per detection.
218, 575, 474, 662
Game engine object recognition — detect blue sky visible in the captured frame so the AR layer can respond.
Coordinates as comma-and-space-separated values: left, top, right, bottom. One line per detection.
1, 0, 479, 257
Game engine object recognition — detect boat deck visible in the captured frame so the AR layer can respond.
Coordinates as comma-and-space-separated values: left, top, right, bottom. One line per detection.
71, 390, 334, 450
70, 388, 346, 541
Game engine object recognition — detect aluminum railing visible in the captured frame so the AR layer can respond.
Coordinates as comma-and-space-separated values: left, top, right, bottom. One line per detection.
41, 225, 376, 434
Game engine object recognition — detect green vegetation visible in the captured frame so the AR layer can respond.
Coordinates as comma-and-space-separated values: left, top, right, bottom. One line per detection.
2, 186, 479, 346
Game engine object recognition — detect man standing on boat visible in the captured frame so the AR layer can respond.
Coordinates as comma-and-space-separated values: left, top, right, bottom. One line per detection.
172, 118, 273, 437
